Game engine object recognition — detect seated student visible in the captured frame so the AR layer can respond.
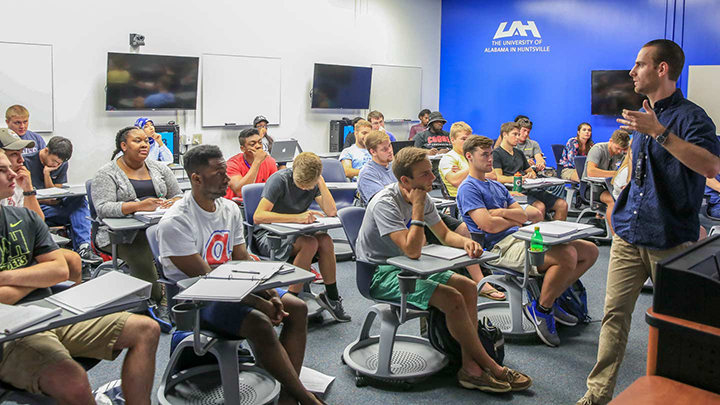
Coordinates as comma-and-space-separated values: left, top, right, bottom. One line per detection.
22, 136, 102, 263
515, 117, 546, 171
0, 149, 160, 404
0, 129, 85, 284
409, 108, 431, 140
367, 110, 397, 142
612, 149, 631, 201
414, 111, 452, 155
457, 135, 599, 347
342, 117, 365, 149
225, 128, 278, 200
583, 129, 629, 232
253, 152, 351, 322
355, 146, 531, 392
558, 122, 594, 182
92, 126, 183, 331
360, 132, 505, 300
5, 104, 46, 154
134, 118, 173, 162
158, 145, 322, 405
493, 122, 568, 221
339, 119, 372, 180
253, 115, 275, 153
439, 122, 496, 198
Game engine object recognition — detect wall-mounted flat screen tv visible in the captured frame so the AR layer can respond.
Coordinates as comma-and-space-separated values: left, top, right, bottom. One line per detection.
106, 52, 199, 111
591, 70, 646, 116
311, 63, 372, 109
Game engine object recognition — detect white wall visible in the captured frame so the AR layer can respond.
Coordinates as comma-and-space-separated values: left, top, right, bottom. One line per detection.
1, 0, 441, 183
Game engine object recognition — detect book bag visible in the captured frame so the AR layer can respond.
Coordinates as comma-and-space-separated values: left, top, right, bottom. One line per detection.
557, 280, 591, 324
427, 307, 504, 371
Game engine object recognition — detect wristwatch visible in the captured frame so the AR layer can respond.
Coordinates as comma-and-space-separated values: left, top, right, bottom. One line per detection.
410, 220, 425, 228
23, 188, 37, 196
656, 127, 670, 145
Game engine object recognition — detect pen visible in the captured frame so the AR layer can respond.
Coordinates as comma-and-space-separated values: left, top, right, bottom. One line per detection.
231, 270, 260, 274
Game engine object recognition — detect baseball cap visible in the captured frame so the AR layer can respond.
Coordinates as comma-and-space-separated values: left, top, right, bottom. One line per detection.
253, 115, 269, 127
427, 111, 447, 125
0, 128, 35, 150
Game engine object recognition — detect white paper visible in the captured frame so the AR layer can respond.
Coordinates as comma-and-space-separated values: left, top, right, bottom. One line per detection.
210, 261, 282, 281
518, 220, 593, 237
46, 271, 151, 314
299, 366, 335, 394
174, 278, 259, 302
0, 303, 62, 335
272, 216, 341, 230
422, 244, 468, 260
36, 188, 70, 197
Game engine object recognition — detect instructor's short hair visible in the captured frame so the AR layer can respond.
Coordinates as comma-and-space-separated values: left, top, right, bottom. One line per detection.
643, 39, 685, 82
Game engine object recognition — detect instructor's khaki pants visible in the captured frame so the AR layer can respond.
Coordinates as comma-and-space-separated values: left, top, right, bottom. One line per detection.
583, 234, 692, 404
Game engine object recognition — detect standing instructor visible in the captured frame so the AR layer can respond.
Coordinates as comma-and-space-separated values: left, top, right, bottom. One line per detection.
578, 39, 720, 405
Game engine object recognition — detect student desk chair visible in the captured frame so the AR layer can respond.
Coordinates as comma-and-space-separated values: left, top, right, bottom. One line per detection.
574, 156, 613, 243
86, 179, 133, 278
337, 207, 498, 387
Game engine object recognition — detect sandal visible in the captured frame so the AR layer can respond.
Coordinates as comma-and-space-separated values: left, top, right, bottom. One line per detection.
479, 286, 506, 301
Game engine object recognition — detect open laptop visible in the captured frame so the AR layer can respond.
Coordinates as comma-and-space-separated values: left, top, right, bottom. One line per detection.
391, 140, 414, 155
271, 139, 299, 162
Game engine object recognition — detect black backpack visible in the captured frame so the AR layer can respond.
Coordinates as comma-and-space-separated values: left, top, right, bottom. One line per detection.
427, 307, 504, 371
557, 280, 591, 324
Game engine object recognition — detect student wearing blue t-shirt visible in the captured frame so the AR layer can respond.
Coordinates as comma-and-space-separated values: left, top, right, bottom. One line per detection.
706, 174, 720, 217
339, 119, 372, 180
457, 135, 598, 347
5, 105, 46, 155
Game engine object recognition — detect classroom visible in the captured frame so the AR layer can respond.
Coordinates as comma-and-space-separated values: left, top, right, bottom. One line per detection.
1, 1, 719, 404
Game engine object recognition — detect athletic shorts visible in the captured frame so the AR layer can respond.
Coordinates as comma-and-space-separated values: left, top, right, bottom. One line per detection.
0, 312, 132, 394
199, 288, 288, 338
369, 265, 454, 310
525, 189, 561, 210
560, 168, 576, 180
486, 235, 541, 277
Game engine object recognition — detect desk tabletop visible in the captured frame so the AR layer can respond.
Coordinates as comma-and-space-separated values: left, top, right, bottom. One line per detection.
512, 225, 603, 245
325, 182, 358, 190
176, 263, 315, 297
386, 251, 500, 276
504, 178, 573, 190
584, 176, 609, 184
431, 197, 456, 209
52, 233, 70, 246
37, 185, 87, 198
102, 217, 150, 231
259, 221, 342, 237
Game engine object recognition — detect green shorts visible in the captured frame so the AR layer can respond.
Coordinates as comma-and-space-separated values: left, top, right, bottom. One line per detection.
369, 265, 454, 310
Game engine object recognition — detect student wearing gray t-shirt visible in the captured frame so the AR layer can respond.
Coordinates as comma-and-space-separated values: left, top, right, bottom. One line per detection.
253, 152, 350, 322
355, 146, 533, 393
515, 117, 546, 171
583, 129, 630, 234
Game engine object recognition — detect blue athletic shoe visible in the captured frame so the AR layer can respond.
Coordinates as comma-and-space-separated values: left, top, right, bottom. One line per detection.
553, 302, 579, 326
148, 302, 173, 334
523, 300, 560, 347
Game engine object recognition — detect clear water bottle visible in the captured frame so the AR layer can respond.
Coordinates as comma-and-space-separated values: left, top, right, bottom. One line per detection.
530, 226, 544, 252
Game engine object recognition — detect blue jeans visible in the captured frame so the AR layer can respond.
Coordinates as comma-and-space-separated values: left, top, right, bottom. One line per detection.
41, 196, 92, 250
709, 202, 720, 219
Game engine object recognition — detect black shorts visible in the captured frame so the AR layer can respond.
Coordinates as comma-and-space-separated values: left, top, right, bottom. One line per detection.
525, 189, 561, 210
424, 212, 463, 245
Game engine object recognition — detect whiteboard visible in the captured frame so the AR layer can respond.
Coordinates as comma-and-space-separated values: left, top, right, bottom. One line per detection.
0, 42, 53, 132
688, 65, 720, 134
369, 64, 422, 121
202, 54, 281, 127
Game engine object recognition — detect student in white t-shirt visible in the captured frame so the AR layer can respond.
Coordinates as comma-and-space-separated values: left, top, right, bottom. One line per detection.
439, 122, 497, 198
158, 145, 322, 405
339, 119, 372, 180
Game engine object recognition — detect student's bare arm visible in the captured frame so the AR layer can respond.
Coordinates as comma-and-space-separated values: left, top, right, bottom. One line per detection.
341, 160, 360, 179
494, 168, 515, 184
253, 198, 311, 224
315, 176, 337, 217
586, 162, 617, 178
469, 207, 523, 234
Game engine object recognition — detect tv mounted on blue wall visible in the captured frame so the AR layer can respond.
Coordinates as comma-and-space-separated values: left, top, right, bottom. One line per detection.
591, 70, 646, 116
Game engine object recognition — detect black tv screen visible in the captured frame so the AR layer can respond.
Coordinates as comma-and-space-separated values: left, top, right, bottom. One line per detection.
591, 70, 646, 116
106, 53, 199, 111
311, 63, 372, 109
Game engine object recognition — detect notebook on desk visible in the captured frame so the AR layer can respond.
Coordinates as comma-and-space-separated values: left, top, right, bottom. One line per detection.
272, 216, 341, 230
421, 244, 468, 260
133, 207, 170, 224
517, 221, 594, 238
46, 271, 151, 315
0, 303, 62, 336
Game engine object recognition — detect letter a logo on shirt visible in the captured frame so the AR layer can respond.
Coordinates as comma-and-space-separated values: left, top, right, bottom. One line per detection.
204, 230, 231, 266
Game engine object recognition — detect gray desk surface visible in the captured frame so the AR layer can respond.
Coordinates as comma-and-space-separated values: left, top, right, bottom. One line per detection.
584, 176, 609, 184
317, 152, 341, 159
176, 263, 315, 297
259, 221, 342, 237
0, 299, 140, 345
178, 179, 192, 191
386, 251, 500, 276
325, 182, 357, 190
52, 233, 70, 246
431, 197, 456, 209
102, 217, 149, 231
504, 178, 573, 191
512, 226, 603, 245
37, 185, 87, 198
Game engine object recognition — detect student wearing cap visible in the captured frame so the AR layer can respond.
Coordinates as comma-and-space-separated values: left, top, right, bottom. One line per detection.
134, 118, 173, 162
367, 110, 397, 142
22, 136, 103, 263
5, 104, 46, 155
253, 115, 275, 153
413, 111, 452, 155
0, 128, 86, 285
409, 109, 431, 140
225, 128, 278, 200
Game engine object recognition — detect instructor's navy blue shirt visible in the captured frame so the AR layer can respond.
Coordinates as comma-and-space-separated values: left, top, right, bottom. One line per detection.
613, 89, 719, 250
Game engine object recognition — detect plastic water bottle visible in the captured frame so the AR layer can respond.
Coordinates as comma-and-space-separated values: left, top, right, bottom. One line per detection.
513, 172, 523, 192
530, 226, 544, 252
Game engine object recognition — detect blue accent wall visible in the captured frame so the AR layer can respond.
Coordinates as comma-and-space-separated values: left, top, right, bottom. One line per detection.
440, 0, 720, 161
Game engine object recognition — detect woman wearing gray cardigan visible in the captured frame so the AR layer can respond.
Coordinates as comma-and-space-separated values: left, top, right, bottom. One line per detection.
91, 126, 182, 331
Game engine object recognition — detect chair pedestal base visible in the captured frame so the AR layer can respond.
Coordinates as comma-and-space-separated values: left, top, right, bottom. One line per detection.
158, 335, 280, 405
342, 303, 447, 382
477, 274, 538, 337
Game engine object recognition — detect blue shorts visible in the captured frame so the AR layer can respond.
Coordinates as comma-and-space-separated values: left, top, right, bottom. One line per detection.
198, 288, 287, 338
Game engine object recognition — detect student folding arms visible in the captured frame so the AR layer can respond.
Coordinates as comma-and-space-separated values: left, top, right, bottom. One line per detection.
0, 150, 159, 405
158, 145, 323, 405
355, 146, 532, 393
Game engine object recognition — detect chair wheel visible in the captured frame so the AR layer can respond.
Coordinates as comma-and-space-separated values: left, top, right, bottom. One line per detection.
309, 313, 324, 323
401, 382, 413, 391
355, 375, 367, 387
340, 354, 346, 365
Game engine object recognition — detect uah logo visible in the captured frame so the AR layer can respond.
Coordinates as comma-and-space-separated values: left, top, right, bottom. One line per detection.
493, 21, 541, 39
204, 230, 231, 265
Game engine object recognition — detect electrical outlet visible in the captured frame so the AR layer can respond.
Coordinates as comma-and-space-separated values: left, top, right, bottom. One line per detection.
192, 134, 202, 145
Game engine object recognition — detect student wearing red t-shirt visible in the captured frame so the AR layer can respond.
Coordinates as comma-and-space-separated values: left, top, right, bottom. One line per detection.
225, 128, 278, 200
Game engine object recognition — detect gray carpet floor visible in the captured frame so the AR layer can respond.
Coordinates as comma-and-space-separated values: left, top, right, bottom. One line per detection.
72, 232, 656, 405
